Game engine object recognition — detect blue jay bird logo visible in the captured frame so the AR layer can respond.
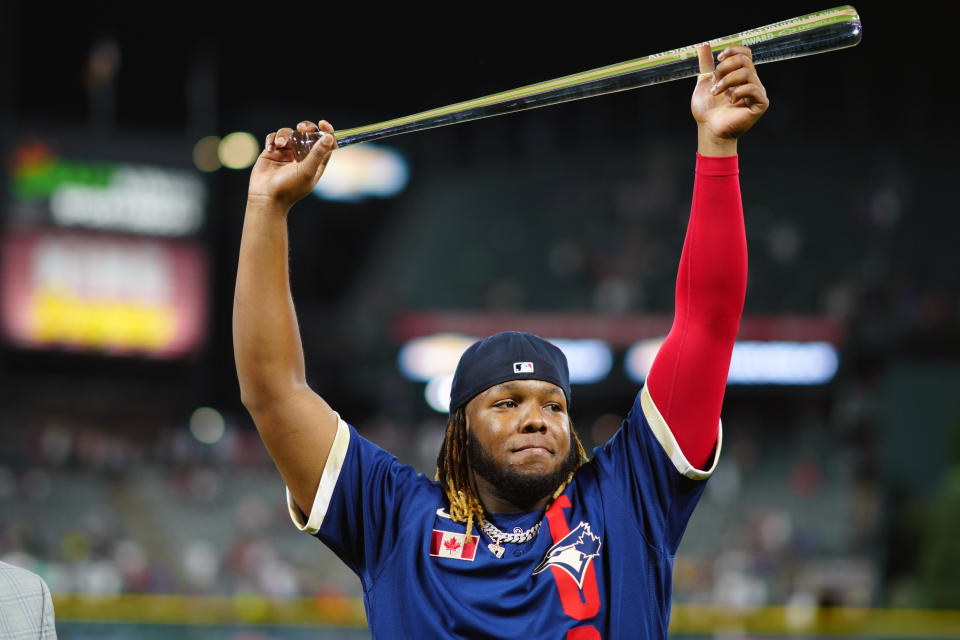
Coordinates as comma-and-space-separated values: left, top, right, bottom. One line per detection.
532, 522, 602, 588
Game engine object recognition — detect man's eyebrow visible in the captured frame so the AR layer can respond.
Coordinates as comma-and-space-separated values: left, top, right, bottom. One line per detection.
494, 382, 564, 398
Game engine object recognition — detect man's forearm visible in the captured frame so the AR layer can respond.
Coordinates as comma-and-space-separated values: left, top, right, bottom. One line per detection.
233, 197, 308, 411
646, 153, 746, 469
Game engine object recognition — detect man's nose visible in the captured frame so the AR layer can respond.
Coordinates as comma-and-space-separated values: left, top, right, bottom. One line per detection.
519, 404, 548, 433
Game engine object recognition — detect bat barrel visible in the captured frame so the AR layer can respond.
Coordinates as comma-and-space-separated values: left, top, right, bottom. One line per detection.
749, 16, 862, 65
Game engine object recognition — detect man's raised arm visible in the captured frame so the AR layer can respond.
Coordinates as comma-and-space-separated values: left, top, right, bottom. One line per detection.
233, 120, 340, 516
646, 45, 769, 470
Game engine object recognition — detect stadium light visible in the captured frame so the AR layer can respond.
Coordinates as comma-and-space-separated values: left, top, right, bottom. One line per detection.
193, 135, 222, 172
310, 144, 408, 202
218, 132, 259, 170
189, 407, 225, 444
625, 339, 839, 385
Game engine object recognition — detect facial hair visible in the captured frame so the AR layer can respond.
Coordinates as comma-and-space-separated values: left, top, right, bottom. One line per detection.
466, 433, 580, 512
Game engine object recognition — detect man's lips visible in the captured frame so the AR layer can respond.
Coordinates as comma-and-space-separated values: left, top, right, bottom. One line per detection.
511, 444, 553, 455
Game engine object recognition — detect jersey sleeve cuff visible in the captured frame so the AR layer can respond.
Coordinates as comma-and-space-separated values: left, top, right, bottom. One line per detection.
286, 413, 351, 535
639, 385, 721, 480
695, 152, 739, 176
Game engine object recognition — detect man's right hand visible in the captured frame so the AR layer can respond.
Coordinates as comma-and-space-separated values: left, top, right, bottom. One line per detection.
247, 119, 338, 211
236, 118, 341, 520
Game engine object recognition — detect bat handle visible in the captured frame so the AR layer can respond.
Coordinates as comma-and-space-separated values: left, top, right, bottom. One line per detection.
289, 129, 333, 161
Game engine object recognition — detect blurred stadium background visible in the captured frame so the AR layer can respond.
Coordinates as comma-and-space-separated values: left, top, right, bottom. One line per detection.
1, 2, 959, 638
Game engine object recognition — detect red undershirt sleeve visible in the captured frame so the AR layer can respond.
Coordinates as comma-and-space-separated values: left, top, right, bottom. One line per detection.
645, 153, 747, 470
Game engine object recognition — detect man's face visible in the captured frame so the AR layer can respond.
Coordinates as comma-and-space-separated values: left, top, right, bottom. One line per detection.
464, 379, 577, 511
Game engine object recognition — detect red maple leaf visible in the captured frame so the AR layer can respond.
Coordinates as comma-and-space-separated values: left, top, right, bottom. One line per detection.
443, 536, 461, 551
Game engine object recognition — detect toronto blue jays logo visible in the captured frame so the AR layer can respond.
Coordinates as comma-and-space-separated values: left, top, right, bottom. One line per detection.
532, 521, 601, 588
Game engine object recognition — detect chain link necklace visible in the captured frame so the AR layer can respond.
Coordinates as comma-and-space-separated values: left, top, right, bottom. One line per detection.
481, 518, 542, 558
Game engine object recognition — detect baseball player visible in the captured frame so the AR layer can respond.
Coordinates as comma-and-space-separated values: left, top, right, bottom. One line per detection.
234, 44, 767, 638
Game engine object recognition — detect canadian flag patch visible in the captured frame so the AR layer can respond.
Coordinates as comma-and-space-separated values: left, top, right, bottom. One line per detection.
514, 362, 534, 373
430, 530, 479, 561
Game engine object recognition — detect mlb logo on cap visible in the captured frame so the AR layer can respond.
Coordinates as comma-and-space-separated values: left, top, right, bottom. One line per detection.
514, 362, 534, 373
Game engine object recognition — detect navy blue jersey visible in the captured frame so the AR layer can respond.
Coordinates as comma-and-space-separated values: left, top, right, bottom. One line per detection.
287, 385, 720, 639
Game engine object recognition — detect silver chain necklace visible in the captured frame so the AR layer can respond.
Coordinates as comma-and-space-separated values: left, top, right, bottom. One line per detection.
481, 518, 542, 558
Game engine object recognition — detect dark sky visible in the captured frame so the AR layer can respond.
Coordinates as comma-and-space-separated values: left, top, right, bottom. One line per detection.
3, 3, 944, 141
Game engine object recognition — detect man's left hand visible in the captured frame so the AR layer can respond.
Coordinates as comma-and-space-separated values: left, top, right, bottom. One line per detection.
692, 44, 769, 155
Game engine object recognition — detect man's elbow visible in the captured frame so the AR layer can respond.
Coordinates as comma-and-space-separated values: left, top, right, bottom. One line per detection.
238, 376, 305, 417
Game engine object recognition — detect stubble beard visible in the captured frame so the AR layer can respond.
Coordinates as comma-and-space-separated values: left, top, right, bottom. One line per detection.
466, 434, 580, 512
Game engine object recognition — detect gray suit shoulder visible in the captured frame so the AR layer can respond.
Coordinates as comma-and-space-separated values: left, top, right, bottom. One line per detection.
0, 560, 57, 639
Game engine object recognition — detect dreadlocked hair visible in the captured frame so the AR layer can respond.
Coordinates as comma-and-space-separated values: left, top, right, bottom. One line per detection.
435, 406, 588, 543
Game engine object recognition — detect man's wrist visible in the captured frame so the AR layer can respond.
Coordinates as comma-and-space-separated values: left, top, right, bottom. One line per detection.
697, 127, 738, 157
246, 194, 292, 218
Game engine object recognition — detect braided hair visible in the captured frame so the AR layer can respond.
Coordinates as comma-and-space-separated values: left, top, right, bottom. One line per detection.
435, 406, 587, 542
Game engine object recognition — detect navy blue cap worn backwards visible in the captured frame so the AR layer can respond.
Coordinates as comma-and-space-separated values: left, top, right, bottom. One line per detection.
449, 331, 571, 412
